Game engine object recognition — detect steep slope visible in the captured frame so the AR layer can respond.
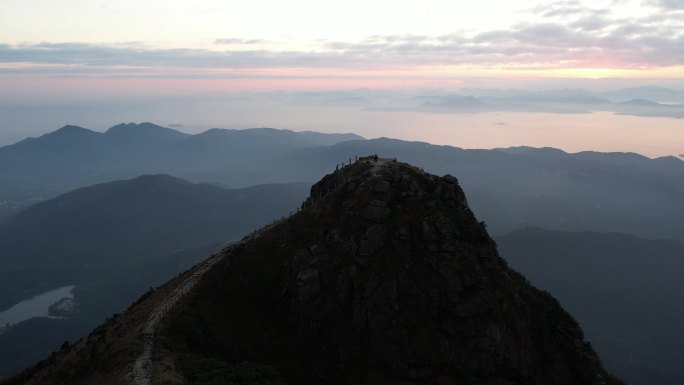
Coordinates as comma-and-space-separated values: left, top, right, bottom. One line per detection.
497, 229, 684, 385
5, 159, 622, 385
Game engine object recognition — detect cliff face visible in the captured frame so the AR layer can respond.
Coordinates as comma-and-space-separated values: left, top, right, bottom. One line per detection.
158, 159, 622, 385
4, 159, 623, 385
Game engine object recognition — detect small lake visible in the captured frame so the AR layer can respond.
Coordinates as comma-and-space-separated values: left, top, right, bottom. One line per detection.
0, 285, 75, 326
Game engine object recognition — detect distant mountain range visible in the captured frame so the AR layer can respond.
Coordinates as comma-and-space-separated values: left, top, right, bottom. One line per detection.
411, 87, 684, 117
507, 88, 611, 104
1, 123, 683, 242
497, 229, 684, 385
452, 86, 684, 104
0, 123, 358, 221
453, 86, 684, 104
598, 86, 684, 103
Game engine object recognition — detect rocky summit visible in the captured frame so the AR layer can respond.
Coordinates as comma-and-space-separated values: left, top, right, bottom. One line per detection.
4, 158, 623, 385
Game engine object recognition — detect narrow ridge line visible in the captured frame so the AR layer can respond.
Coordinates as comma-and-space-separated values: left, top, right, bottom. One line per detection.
129, 215, 291, 385
129, 157, 383, 384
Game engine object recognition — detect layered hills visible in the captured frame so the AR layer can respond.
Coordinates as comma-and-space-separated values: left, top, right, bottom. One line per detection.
5, 159, 623, 385
0, 123, 359, 220
1, 123, 683, 242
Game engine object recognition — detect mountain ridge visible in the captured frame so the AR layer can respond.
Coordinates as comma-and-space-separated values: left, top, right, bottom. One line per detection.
3, 159, 623, 385
0, 125, 682, 242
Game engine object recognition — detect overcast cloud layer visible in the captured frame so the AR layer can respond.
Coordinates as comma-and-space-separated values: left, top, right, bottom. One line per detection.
0, 0, 682, 77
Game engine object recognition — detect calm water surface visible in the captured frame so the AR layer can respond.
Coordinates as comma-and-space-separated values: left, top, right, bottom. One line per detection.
0, 285, 75, 326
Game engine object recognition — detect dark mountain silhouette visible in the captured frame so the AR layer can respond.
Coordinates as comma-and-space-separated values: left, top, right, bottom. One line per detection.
497, 229, 684, 385
4, 160, 623, 385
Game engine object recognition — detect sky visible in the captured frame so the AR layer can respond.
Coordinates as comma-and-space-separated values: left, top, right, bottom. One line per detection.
0, 0, 682, 155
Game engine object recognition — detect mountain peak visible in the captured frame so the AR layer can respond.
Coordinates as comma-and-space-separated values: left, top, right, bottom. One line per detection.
129, 173, 190, 183
22, 125, 100, 145
105, 122, 188, 140
46, 125, 97, 137
5, 158, 623, 385
158, 158, 621, 384
125, 173, 194, 188
55, 124, 90, 132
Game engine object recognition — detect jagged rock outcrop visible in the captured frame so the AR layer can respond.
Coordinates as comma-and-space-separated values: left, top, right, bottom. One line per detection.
157, 159, 623, 385
2, 159, 624, 385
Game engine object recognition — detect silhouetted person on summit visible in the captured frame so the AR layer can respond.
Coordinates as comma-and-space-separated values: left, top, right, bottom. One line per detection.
374, 154, 378, 163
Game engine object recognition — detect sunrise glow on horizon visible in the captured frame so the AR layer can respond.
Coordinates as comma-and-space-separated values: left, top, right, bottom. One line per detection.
1, 0, 682, 157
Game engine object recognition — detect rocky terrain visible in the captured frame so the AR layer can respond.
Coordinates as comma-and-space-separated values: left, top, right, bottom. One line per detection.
3, 158, 623, 385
